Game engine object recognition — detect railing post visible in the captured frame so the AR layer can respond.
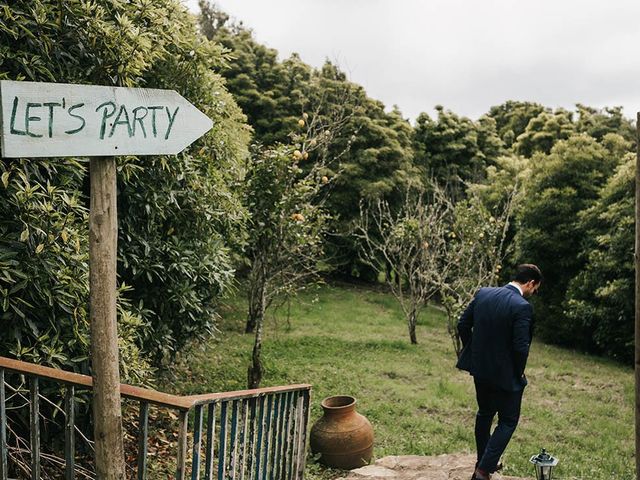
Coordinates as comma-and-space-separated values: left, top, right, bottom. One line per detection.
229, 399, 240, 478
280, 392, 291, 480
176, 409, 189, 480
270, 394, 282, 480
29, 377, 40, 480
274, 392, 287, 480
261, 395, 273, 480
245, 397, 257, 480
65, 385, 75, 480
253, 396, 266, 480
237, 400, 247, 480
286, 391, 296, 480
204, 403, 216, 480
191, 405, 203, 480
0, 369, 7, 480
295, 390, 311, 480
217, 402, 228, 480
137, 401, 149, 480
285, 391, 300, 480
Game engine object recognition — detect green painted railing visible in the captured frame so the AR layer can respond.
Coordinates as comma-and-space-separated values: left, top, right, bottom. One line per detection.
0, 356, 311, 479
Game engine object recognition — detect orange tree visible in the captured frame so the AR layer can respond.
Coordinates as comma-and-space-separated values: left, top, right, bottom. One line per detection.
244, 134, 332, 388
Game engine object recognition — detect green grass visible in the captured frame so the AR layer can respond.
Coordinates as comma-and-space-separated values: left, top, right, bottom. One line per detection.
166, 284, 634, 480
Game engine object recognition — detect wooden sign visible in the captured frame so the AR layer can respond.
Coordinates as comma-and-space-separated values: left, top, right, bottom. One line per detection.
0, 80, 213, 158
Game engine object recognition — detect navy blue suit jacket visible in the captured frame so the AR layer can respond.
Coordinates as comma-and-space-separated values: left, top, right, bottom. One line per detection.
456, 284, 533, 392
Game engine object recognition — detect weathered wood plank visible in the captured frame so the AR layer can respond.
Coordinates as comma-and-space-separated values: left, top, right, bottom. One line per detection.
0, 80, 213, 158
89, 156, 125, 480
0, 356, 310, 411
176, 409, 189, 480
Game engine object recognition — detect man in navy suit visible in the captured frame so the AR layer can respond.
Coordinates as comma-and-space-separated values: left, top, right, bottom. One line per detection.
456, 264, 543, 480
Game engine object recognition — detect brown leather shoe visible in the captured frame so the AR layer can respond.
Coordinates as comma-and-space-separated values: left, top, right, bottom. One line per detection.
473, 462, 501, 476
471, 468, 491, 480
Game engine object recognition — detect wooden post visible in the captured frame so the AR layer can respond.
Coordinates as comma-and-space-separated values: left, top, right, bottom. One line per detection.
89, 156, 125, 479
635, 112, 640, 480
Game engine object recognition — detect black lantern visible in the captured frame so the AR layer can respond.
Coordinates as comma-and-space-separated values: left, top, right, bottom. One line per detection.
529, 448, 558, 480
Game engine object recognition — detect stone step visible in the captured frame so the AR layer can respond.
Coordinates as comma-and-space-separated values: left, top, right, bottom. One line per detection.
336, 453, 532, 480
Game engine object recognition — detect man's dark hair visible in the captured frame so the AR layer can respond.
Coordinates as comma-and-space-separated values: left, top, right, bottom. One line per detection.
513, 264, 543, 284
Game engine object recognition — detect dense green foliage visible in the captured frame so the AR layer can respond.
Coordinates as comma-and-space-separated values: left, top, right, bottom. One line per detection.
565, 156, 635, 362
514, 135, 623, 344
413, 106, 503, 186
0, 0, 249, 375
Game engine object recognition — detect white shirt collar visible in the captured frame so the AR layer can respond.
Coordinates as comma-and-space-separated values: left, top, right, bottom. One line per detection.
508, 282, 523, 296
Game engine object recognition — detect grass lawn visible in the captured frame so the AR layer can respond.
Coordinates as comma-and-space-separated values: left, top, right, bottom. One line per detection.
166, 283, 634, 480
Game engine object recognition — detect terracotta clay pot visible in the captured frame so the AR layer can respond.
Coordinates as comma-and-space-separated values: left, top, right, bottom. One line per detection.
309, 395, 374, 469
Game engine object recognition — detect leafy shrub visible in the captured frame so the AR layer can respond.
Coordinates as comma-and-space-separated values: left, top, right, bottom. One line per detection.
0, 0, 249, 376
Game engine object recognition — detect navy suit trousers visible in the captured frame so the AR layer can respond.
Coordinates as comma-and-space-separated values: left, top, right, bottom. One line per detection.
474, 379, 524, 473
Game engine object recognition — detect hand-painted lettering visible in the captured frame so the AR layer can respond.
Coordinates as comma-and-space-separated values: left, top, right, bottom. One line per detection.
9, 97, 26, 136
147, 106, 163, 138
96, 101, 116, 140
4, 92, 201, 147
132, 106, 148, 138
42, 101, 62, 138
65, 103, 86, 135
25, 102, 43, 138
109, 105, 133, 138
165, 106, 179, 140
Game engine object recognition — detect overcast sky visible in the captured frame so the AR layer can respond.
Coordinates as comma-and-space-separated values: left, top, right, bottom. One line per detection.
183, 0, 640, 122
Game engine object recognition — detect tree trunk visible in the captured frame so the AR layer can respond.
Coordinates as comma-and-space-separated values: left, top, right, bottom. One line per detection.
247, 286, 266, 389
408, 308, 418, 345
89, 157, 125, 480
246, 258, 265, 333
245, 287, 258, 334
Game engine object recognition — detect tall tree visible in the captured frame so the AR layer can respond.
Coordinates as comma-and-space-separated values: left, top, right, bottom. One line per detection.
487, 101, 546, 148
244, 140, 331, 388
513, 108, 575, 157
514, 134, 623, 344
413, 106, 504, 188
565, 155, 635, 362
575, 104, 635, 143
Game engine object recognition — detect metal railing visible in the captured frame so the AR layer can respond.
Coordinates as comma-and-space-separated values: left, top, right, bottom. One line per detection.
0, 356, 312, 480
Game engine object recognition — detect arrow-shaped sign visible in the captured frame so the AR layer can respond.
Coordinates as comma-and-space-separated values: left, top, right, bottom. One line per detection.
0, 80, 213, 158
